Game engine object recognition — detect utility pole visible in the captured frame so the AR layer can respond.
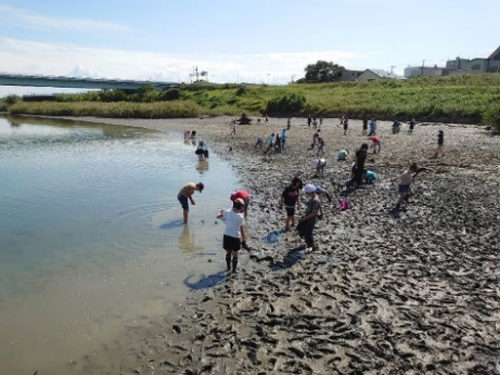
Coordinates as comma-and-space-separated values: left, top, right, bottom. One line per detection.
390, 66, 395, 74
291, 74, 296, 83
421, 60, 425, 76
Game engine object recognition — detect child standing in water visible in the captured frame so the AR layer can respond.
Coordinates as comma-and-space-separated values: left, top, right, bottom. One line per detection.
216, 198, 248, 273
178, 182, 204, 224
279, 177, 303, 232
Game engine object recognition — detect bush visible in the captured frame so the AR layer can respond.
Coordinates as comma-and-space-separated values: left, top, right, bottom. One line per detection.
5, 95, 21, 105
235, 85, 247, 96
266, 93, 306, 114
483, 104, 500, 132
161, 88, 181, 101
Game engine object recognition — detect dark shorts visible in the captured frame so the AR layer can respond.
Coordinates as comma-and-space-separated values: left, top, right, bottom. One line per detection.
285, 207, 295, 217
398, 184, 411, 194
178, 194, 189, 210
223, 235, 241, 251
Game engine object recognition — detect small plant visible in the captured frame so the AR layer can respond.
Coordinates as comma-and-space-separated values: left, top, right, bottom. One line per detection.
483, 104, 500, 132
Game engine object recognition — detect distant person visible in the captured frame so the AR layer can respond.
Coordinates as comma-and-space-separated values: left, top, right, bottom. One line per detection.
312, 117, 318, 129
313, 158, 327, 178
309, 129, 321, 150
274, 133, 282, 153
408, 118, 416, 134
264, 113, 269, 123
343, 117, 349, 135
314, 185, 332, 219
435, 130, 445, 157
296, 184, 321, 251
307, 114, 312, 128
337, 148, 349, 161
279, 177, 303, 232
353, 143, 369, 185
319, 116, 323, 127
371, 135, 381, 154
362, 118, 368, 135
392, 163, 420, 208
264, 133, 275, 154
287, 117, 291, 130
338, 115, 345, 127
255, 137, 263, 148
195, 140, 209, 161
281, 128, 288, 149
369, 117, 377, 136
216, 198, 248, 273
230, 190, 251, 218
365, 170, 377, 184
317, 137, 325, 155
178, 182, 204, 224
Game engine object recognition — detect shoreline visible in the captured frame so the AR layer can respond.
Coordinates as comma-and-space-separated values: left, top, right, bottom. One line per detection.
57, 116, 500, 372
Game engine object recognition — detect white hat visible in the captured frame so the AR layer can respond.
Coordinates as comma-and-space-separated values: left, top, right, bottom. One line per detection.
302, 184, 316, 194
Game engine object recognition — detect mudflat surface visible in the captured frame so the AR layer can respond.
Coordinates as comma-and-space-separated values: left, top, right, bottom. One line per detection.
71, 116, 500, 374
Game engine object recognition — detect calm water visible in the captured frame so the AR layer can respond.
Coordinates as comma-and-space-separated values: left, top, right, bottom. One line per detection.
0, 116, 238, 374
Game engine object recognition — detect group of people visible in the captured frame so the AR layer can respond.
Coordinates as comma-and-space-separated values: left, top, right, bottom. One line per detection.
178, 116, 446, 274
257, 127, 288, 153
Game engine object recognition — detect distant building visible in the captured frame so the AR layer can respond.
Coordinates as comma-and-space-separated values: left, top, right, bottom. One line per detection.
404, 65, 445, 78
356, 69, 405, 81
334, 68, 364, 82
446, 46, 500, 73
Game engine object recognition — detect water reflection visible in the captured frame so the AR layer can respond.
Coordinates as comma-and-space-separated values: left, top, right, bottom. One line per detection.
178, 224, 202, 253
196, 160, 209, 174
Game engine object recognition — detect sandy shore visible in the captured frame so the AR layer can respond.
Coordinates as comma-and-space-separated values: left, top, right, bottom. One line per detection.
73, 116, 500, 374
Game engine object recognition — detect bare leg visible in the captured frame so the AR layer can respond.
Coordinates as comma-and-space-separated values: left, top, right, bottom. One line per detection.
183, 209, 188, 224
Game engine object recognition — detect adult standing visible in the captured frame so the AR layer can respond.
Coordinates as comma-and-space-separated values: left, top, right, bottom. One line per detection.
362, 118, 368, 135
178, 182, 204, 224
354, 143, 369, 185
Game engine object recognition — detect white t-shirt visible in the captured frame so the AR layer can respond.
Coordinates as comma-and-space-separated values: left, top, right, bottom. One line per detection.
222, 209, 245, 238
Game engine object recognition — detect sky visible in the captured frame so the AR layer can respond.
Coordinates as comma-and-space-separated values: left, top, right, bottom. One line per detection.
0, 0, 499, 96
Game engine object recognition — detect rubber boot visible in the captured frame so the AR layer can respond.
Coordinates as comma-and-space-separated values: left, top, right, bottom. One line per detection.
225, 256, 231, 271
231, 258, 238, 273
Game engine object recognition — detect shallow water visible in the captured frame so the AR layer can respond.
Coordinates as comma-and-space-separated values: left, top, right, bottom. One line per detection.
0, 116, 238, 374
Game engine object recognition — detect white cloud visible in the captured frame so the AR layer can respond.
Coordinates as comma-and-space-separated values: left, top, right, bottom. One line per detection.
0, 37, 368, 86
0, 5, 130, 33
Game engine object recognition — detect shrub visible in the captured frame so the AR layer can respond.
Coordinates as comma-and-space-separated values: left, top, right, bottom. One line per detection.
161, 88, 181, 101
483, 104, 500, 132
235, 85, 247, 96
5, 95, 21, 105
266, 93, 306, 114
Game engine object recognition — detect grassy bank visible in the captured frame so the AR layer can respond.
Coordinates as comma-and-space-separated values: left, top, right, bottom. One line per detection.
4, 73, 500, 129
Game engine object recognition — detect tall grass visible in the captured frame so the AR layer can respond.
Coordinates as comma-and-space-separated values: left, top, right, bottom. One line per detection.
9, 100, 206, 118
4, 73, 500, 124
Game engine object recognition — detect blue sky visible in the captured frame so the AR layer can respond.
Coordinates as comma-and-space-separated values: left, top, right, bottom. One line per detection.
0, 0, 499, 95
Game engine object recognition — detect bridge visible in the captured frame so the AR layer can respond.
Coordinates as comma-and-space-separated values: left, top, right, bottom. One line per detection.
0, 73, 179, 90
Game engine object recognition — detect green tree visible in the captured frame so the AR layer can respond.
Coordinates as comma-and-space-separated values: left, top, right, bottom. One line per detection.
303, 60, 344, 83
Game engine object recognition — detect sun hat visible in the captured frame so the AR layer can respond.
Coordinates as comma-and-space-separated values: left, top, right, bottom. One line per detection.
302, 184, 316, 194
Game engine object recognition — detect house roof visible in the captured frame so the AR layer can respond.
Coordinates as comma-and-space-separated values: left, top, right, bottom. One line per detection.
363, 69, 405, 79
488, 46, 500, 60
